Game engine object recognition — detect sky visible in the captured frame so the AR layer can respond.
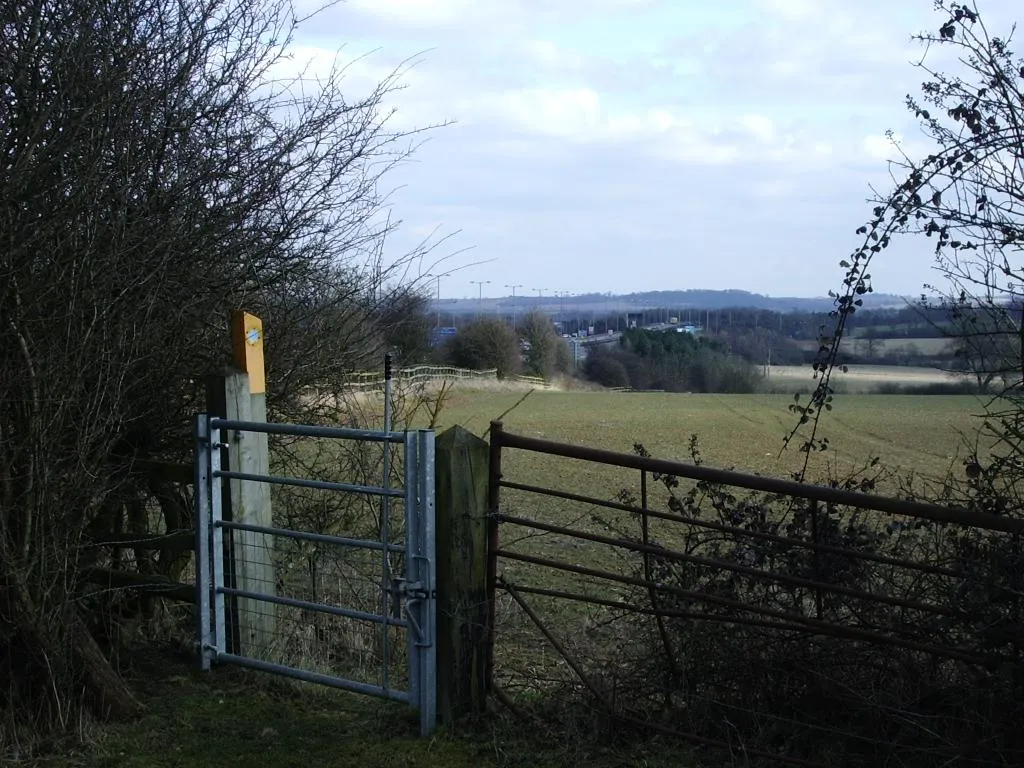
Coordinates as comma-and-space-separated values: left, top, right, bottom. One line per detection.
286, 0, 1019, 300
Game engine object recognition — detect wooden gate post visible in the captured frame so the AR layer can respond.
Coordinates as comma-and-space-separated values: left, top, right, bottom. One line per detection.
206, 311, 276, 657
435, 425, 490, 722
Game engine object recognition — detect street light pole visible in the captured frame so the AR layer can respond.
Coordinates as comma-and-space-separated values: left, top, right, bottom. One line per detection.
505, 283, 523, 329
470, 280, 490, 320
426, 272, 452, 329
434, 275, 442, 329
533, 288, 547, 320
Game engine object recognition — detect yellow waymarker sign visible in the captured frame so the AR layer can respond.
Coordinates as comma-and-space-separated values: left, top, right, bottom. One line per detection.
230, 310, 266, 394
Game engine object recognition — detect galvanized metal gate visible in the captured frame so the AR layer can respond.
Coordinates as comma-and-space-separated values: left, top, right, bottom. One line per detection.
193, 414, 437, 734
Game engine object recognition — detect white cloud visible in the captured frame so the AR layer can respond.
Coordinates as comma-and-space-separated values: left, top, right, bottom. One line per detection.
738, 114, 776, 143
285, 0, 1021, 296
336, 0, 656, 32
745, 178, 795, 199
342, 0, 503, 26
448, 83, 833, 170
755, 0, 820, 21
518, 39, 588, 72
862, 133, 899, 163
268, 44, 456, 130
484, 87, 603, 138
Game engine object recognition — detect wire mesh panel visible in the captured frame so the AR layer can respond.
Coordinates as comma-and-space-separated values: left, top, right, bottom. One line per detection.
193, 415, 436, 734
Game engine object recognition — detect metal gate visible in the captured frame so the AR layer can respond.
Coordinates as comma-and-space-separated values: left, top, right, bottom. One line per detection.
193, 414, 436, 735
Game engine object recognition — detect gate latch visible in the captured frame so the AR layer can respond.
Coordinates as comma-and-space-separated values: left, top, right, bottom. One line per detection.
389, 576, 435, 608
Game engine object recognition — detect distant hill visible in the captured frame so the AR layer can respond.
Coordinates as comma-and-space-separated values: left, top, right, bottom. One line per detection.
604, 290, 908, 312
437, 289, 909, 316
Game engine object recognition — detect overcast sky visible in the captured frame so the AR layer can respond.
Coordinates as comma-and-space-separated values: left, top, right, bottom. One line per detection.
289, 0, 1018, 300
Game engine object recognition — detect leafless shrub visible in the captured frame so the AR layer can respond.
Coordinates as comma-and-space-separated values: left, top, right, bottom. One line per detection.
548, 442, 1024, 765
0, 0, 443, 751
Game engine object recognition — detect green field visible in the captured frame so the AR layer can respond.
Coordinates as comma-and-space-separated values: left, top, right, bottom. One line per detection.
429, 387, 988, 624
430, 389, 988, 486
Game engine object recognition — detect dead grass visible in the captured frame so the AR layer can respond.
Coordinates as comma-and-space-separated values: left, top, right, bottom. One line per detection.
770, 364, 964, 385
793, 337, 955, 357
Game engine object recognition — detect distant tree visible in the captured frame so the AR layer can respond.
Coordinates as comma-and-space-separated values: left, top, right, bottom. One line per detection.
863, 336, 881, 361
554, 335, 573, 373
380, 289, 434, 366
584, 352, 631, 389
944, 306, 1019, 389
443, 318, 520, 378
622, 352, 652, 391
713, 328, 805, 366
684, 347, 762, 393
582, 330, 759, 393
519, 309, 570, 379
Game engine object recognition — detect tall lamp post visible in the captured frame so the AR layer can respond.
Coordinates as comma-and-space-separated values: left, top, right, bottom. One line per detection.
505, 283, 523, 330
426, 272, 451, 329
470, 280, 490, 320
555, 291, 569, 333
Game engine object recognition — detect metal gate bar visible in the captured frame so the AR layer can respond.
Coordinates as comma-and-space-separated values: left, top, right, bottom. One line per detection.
218, 585, 409, 628
216, 469, 405, 497
206, 418, 404, 442
219, 518, 404, 554
193, 414, 436, 734
211, 651, 410, 702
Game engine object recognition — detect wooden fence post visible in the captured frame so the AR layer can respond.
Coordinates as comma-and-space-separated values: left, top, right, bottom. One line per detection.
435, 425, 490, 722
206, 311, 276, 657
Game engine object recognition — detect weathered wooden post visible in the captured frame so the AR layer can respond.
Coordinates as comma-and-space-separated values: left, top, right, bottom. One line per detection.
435, 425, 490, 721
207, 311, 276, 656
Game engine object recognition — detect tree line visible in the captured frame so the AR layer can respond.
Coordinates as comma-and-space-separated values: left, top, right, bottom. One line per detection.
584, 328, 760, 392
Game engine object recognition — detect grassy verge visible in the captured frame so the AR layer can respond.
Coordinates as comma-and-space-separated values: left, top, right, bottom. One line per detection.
32, 647, 695, 768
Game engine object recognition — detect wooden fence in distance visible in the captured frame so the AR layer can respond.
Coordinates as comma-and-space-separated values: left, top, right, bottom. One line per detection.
342, 365, 551, 391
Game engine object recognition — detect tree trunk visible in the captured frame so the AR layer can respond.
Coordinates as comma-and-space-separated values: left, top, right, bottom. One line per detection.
69, 608, 144, 721
2, 560, 143, 724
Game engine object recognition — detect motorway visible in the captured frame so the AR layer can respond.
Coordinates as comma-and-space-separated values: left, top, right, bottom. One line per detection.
574, 321, 679, 347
